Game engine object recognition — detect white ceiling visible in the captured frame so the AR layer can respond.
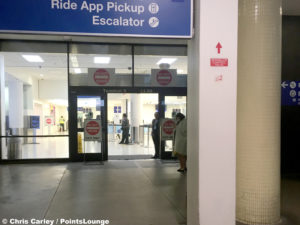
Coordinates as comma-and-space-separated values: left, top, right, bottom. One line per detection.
283, 0, 300, 15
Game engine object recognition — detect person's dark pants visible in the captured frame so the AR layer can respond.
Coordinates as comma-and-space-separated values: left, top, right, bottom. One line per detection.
120, 128, 129, 144
152, 134, 160, 157
60, 124, 64, 132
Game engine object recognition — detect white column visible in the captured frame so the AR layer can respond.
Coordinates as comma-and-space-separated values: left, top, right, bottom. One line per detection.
236, 0, 281, 224
8, 78, 24, 132
0, 55, 5, 137
130, 94, 142, 143
131, 94, 142, 127
0, 56, 6, 158
187, 0, 238, 225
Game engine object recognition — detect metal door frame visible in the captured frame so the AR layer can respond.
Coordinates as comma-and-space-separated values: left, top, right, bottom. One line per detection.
69, 86, 186, 161
69, 88, 108, 161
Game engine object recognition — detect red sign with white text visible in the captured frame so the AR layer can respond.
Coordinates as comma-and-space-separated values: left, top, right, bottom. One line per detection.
93, 69, 110, 85
46, 118, 52, 124
210, 58, 228, 67
86, 121, 100, 136
161, 119, 176, 140
156, 70, 172, 86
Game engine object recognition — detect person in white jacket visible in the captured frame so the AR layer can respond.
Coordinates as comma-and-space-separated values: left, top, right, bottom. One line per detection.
173, 113, 187, 173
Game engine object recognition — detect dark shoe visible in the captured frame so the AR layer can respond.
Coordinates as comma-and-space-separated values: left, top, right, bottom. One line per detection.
184, 167, 187, 171
177, 169, 185, 173
119, 142, 124, 144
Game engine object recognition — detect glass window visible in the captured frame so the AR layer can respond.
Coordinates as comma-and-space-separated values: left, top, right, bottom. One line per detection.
134, 46, 187, 87
164, 96, 187, 152
69, 44, 132, 87
0, 42, 69, 160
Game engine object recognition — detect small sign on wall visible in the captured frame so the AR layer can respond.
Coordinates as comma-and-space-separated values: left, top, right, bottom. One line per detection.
281, 80, 300, 106
30, 116, 40, 129
151, 69, 177, 87
44, 116, 54, 126
114, 106, 121, 113
88, 68, 115, 86
84, 119, 102, 141
160, 118, 176, 140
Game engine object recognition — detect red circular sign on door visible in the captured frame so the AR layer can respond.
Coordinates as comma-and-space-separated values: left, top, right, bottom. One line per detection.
46, 118, 52, 124
156, 70, 172, 86
86, 121, 100, 135
163, 120, 176, 135
93, 69, 110, 85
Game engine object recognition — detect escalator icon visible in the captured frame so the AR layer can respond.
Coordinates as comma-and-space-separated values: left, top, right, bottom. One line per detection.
149, 17, 159, 28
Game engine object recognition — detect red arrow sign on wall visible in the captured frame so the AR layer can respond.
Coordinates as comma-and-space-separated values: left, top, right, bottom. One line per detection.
216, 42, 222, 54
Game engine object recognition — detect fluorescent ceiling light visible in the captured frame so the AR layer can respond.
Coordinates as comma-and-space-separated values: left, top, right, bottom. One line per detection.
22, 55, 44, 63
94, 57, 111, 64
74, 68, 81, 74
156, 58, 177, 65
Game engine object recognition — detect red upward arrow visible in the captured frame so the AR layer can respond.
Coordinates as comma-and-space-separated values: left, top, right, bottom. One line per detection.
216, 42, 222, 54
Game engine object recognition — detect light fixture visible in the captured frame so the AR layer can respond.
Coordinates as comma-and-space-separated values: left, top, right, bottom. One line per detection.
70, 55, 79, 67
94, 57, 111, 64
74, 68, 82, 74
156, 58, 177, 65
40, 74, 44, 77
177, 69, 184, 73
22, 55, 44, 63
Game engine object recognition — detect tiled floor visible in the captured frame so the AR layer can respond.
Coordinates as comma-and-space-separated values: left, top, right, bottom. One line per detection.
0, 160, 299, 225
0, 160, 187, 225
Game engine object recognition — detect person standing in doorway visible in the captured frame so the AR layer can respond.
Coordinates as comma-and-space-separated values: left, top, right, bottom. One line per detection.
173, 113, 187, 172
151, 112, 160, 158
59, 116, 65, 132
119, 113, 130, 144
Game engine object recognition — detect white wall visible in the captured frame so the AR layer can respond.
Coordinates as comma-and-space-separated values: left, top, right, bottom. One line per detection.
39, 80, 67, 100
187, 0, 238, 224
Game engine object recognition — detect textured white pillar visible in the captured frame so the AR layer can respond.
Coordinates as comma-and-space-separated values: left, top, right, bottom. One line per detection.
237, 0, 281, 224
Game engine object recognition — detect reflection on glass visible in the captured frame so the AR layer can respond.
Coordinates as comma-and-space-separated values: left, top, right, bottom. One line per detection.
1, 52, 69, 137
165, 96, 187, 118
0, 43, 69, 160
69, 44, 132, 87
165, 96, 187, 152
77, 132, 101, 154
134, 46, 187, 87
77, 96, 101, 129
1, 137, 69, 159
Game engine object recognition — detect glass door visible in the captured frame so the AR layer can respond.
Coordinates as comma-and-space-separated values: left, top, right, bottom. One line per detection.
69, 93, 107, 161
160, 95, 187, 159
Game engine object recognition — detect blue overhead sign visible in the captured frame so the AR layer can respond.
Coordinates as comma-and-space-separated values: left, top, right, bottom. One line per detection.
281, 81, 300, 106
0, 0, 192, 38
